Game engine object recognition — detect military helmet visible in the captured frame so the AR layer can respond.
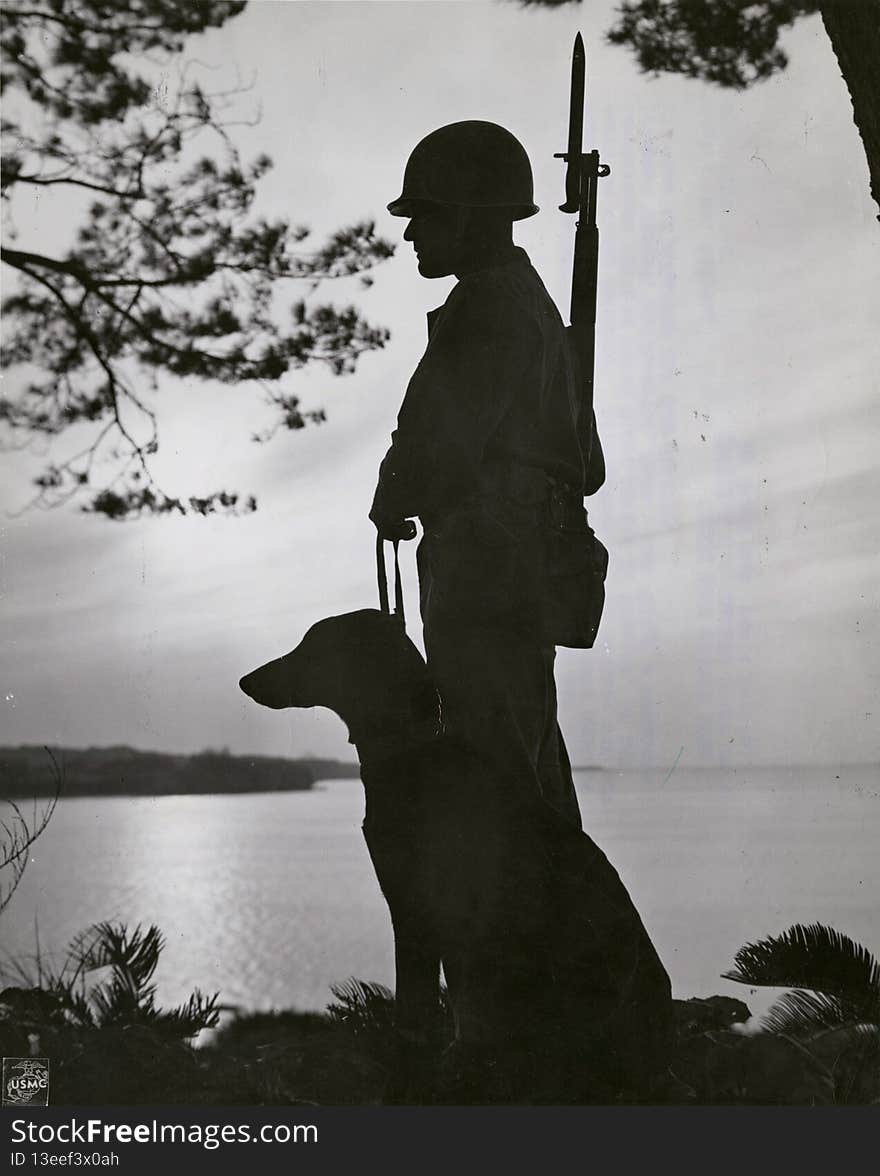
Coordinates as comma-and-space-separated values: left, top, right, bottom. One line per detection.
387, 121, 539, 220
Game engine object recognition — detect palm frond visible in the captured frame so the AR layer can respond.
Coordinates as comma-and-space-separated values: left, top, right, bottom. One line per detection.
808, 1023, 880, 1054
66, 923, 114, 974
153, 988, 221, 1037
723, 924, 880, 1014
326, 978, 396, 1036
760, 989, 867, 1037
79, 922, 164, 986
1, 919, 221, 1040
67, 922, 165, 1026
63, 988, 96, 1028
807, 1024, 880, 1105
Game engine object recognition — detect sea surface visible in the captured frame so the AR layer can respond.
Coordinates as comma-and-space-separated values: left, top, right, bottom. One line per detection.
2, 766, 877, 1026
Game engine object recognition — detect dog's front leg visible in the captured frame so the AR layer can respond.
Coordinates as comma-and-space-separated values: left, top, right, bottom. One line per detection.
379, 928, 441, 1105
393, 924, 441, 1044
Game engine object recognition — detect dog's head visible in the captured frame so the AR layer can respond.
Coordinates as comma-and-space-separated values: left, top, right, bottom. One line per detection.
240, 609, 437, 736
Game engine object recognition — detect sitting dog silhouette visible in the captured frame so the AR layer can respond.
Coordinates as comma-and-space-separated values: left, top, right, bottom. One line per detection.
240, 608, 674, 1102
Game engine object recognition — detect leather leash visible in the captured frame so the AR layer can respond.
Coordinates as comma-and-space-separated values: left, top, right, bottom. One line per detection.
376, 534, 405, 625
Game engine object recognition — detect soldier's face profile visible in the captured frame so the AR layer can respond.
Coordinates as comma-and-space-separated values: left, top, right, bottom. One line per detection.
403, 204, 462, 278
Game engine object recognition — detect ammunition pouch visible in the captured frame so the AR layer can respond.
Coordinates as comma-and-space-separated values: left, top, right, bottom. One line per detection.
542, 480, 608, 650
422, 460, 608, 648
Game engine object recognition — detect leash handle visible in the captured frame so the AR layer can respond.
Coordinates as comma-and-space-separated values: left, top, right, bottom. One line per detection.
376, 534, 405, 624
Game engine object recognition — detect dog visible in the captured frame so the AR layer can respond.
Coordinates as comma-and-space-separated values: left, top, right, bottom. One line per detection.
240, 608, 674, 1102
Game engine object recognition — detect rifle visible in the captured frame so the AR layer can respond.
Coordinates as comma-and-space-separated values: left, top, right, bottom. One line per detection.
555, 32, 609, 497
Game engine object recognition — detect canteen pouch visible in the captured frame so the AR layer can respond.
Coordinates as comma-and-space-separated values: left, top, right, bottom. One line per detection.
543, 484, 608, 649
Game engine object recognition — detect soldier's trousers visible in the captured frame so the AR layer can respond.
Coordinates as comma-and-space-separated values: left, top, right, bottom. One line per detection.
412, 528, 673, 1087
416, 531, 583, 833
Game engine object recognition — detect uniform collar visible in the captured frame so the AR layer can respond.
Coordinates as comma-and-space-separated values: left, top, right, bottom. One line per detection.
455, 243, 530, 279
426, 305, 444, 337
426, 247, 531, 337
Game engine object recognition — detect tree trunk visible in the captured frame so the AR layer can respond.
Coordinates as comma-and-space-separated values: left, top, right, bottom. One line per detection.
820, 0, 880, 221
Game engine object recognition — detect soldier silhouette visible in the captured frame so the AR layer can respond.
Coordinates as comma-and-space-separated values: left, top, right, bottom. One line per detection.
367, 123, 678, 1099
371, 121, 596, 834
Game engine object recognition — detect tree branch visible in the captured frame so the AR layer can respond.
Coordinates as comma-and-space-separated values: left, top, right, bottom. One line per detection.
6, 173, 145, 199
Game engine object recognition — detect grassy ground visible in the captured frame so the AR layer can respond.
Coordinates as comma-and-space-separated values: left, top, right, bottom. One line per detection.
3, 920, 875, 1106
3, 985, 870, 1106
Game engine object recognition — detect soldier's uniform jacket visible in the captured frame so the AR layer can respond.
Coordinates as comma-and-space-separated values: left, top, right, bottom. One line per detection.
371, 247, 585, 527
371, 246, 599, 638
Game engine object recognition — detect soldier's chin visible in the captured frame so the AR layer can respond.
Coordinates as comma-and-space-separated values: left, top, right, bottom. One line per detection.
416, 255, 453, 279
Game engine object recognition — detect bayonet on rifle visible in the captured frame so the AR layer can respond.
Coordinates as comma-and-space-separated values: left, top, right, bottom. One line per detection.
555, 32, 609, 495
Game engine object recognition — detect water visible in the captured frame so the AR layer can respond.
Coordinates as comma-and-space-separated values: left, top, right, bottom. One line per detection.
2, 767, 877, 1025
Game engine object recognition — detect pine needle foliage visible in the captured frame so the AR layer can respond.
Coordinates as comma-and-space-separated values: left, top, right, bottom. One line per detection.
1, 0, 394, 517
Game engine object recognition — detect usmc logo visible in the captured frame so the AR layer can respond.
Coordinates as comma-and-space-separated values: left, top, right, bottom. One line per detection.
2, 1058, 50, 1106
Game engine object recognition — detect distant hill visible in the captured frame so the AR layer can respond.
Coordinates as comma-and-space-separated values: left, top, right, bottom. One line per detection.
0, 745, 361, 798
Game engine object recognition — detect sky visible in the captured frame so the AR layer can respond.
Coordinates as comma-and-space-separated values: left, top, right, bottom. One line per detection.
1, 0, 878, 770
